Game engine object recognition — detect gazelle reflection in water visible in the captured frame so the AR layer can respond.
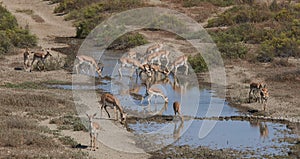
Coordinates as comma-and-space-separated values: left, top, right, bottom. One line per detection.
259, 122, 269, 139
249, 120, 269, 139
173, 119, 184, 143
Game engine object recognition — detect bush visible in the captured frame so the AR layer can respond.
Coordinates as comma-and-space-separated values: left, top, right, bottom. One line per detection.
148, 14, 187, 33
188, 54, 208, 73
207, 5, 273, 27
217, 42, 248, 59
183, 0, 235, 7
209, 30, 248, 59
107, 32, 148, 50
0, 4, 37, 54
55, 0, 144, 38
260, 34, 300, 58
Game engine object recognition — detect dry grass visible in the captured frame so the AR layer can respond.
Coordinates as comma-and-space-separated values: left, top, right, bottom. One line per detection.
0, 90, 76, 117
267, 70, 300, 83
31, 14, 45, 23
0, 88, 88, 158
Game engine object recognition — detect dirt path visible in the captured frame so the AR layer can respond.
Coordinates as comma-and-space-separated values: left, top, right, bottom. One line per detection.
1, 0, 150, 158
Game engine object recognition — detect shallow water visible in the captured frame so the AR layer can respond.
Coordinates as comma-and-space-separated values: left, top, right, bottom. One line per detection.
49, 51, 298, 156
128, 119, 297, 157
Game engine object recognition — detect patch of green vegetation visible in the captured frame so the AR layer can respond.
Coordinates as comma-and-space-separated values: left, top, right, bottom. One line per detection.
50, 115, 88, 131
54, 0, 144, 38
188, 54, 208, 72
108, 32, 148, 50
16, 9, 34, 15
59, 136, 79, 148
182, 0, 235, 7
0, 4, 37, 54
209, 29, 248, 59
207, 5, 273, 27
148, 14, 187, 33
207, 3, 300, 61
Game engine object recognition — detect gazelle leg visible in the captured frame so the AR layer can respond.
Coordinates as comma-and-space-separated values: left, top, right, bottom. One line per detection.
118, 66, 123, 78
165, 58, 169, 68
248, 89, 252, 103
148, 94, 153, 104
184, 63, 188, 75
90, 134, 93, 149
174, 66, 178, 76
114, 106, 118, 121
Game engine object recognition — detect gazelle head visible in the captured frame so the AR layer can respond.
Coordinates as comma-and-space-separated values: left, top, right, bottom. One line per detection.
163, 67, 170, 76
46, 50, 52, 57
96, 66, 103, 77
164, 96, 169, 103
121, 113, 127, 124
260, 88, 269, 99
86, 113, 97, 123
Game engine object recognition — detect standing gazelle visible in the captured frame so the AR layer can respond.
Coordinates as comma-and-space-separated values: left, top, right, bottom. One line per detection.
169, 55, 188, 76
86, 113, 100, 151
248, 82, 266, 103
118, 57, 152, 78
144, 50, 170, 68
146, 42, 163, 54
260, 88, 269, 111
99, 93, 127, 123
75, 55, 103, 77
23, 48, 32, 71
30, 48, 52, 71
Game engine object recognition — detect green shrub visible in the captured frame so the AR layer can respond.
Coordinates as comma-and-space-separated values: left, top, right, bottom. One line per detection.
0, 4, 37, 54
148, 14, 186, 33
183, 0, 235, 7
207, 5, 273, 27
59, 136, 79, 148
218, 42, 248, 59
107, 32, 148, 50
260, 33, 300, 58
188, 54, 208, 73
55, 0, 145, 38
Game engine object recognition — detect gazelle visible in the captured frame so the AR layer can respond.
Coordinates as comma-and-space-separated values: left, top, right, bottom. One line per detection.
169, 55, 188, 76
139, 64, 170, 80
75, 55, 103, 77
127, 50, 137, 59
23, 48, 32, 71
144, 50, 170, 68
30, 48, 52, 71
142, 85, 169, 104
248, 82, 266, 103
118, 57, 151, 78
86, 113, 100, 151
146, 42, 163, 54
260, 88, 269, 111
173, 101, 183, 121
99, 93, 127, 123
